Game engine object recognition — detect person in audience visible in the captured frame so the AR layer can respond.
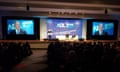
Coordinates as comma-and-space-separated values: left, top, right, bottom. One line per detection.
47, 41, 120, 72
9, 21, 26, 35
94, 23, 108, 36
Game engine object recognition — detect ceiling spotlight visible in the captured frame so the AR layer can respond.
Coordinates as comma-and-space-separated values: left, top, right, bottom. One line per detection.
61, 12, 64, 15
57, 12, 60, 16
49, 11, 52, 15
69, 12, 72, 15
75, 12, 78, 15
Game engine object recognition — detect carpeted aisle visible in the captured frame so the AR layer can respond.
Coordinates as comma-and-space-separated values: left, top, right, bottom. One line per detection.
11, 50, 48, 72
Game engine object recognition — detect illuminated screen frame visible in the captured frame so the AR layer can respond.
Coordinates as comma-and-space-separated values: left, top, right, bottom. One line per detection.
7, 19, 34, 35
87, 19, 118, 40
2, 16, 40, 40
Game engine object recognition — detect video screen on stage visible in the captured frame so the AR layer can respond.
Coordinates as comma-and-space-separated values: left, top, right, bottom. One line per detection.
47, 18, 83, 39
2, 16, 40, 40
87, 19, 118, 40
7, 20, 34, 35
92, 22, 114, 36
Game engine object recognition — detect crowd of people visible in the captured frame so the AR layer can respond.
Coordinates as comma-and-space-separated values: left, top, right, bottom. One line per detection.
0, 42, 32, 72
47, 41, 120, 72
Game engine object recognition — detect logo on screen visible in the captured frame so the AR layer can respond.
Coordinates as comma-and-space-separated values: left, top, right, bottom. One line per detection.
56, 23, 74, 28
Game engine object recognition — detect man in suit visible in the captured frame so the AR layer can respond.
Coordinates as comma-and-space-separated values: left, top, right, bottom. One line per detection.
10, 21, 26, 35
94, 23, 108, 36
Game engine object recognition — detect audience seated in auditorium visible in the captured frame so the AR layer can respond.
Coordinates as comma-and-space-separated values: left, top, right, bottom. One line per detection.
0, 42, 32, 72
47, 41, 120, 72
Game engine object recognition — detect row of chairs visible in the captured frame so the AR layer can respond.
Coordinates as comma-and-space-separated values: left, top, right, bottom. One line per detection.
47, 41, 120, 72
0, 42, 32, 72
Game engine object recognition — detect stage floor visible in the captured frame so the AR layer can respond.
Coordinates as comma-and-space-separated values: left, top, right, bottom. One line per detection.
0, 39, 118, 43
0, 40, 119, 49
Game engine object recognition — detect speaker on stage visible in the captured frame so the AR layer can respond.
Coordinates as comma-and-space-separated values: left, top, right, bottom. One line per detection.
47, 29, 53, 39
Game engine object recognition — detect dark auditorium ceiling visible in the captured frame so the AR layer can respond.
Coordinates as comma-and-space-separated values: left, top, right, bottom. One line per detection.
0, 0, 120, 16
30, 0, 120, 5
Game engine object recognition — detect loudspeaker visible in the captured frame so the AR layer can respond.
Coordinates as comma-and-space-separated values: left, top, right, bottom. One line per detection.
26, 5, 30, 11
104, 9, 108, 14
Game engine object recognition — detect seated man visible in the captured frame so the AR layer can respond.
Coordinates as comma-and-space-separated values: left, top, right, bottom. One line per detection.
72, 34, 76, 39
66, 33, 69, 39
